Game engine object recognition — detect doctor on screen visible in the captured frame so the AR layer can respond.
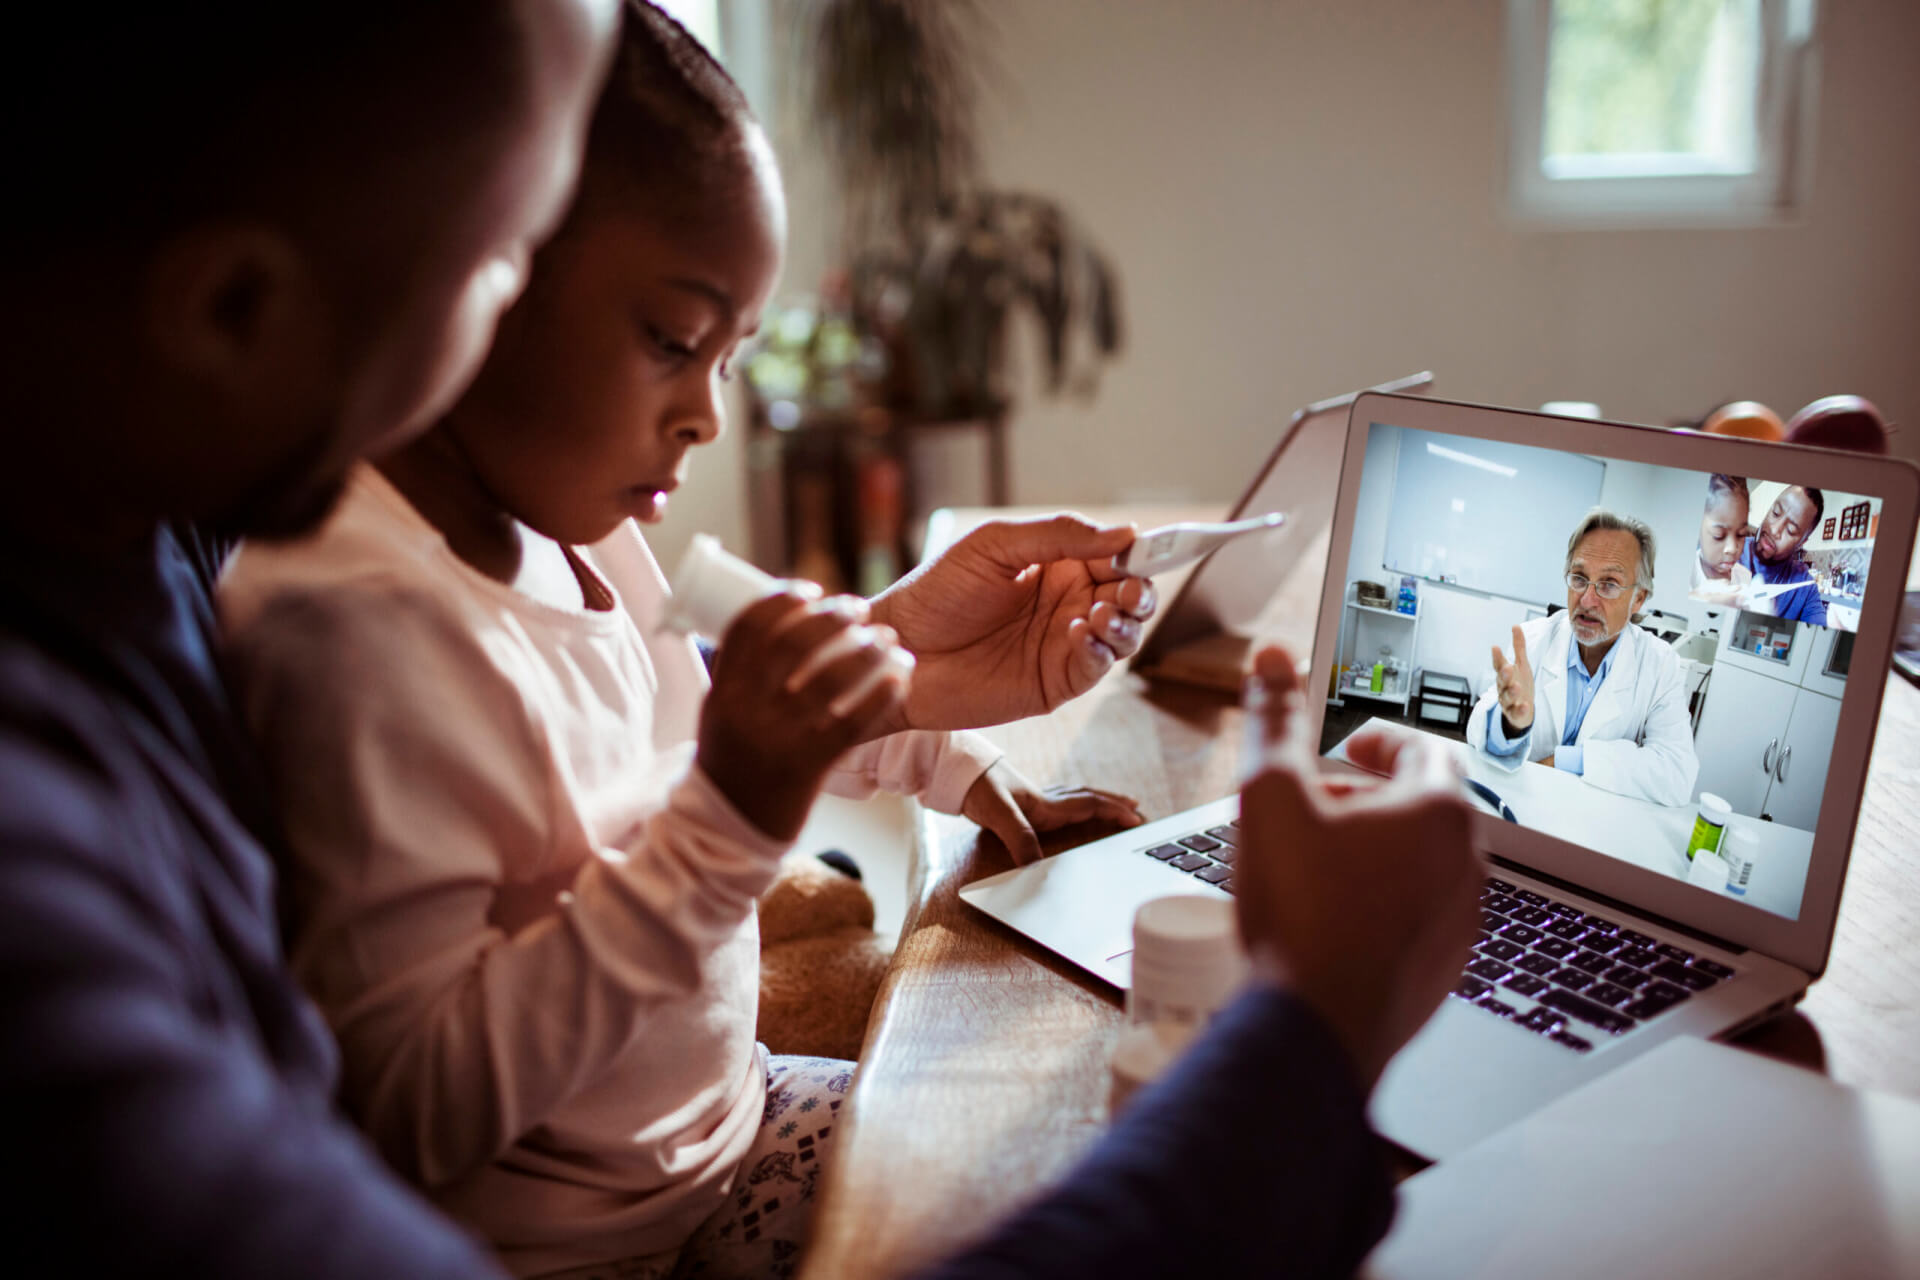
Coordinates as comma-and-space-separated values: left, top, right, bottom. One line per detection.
1467, 510, 1700, 807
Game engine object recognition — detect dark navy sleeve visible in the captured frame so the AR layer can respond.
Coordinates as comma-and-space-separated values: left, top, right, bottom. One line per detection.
910, 985, 1394, 1280
0, 735, 506, 1278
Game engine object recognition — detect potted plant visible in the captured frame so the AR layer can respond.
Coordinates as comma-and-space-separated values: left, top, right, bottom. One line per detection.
801, 0, 1124, 420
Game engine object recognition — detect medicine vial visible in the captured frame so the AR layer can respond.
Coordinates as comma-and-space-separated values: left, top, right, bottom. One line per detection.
1686, 792, 1731, 861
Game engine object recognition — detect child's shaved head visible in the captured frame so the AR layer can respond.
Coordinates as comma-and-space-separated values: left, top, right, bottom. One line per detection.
572, 0, 767, 228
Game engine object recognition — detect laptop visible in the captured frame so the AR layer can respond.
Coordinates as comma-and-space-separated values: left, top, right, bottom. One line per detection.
960, 392, 1920, 1159
1132, 371, 1435, 686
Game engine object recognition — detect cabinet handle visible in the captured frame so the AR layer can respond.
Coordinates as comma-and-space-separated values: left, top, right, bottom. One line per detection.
1762, 738, 1779, 775
1776, 745, 1792, 783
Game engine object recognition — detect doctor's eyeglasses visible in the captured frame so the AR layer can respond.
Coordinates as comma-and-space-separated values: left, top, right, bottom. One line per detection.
1565, 573, 1634, 600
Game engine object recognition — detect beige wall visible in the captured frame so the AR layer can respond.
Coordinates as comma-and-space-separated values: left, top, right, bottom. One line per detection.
660, 0, 1920, 571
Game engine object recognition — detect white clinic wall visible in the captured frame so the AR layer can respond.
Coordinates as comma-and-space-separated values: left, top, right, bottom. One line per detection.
1344, 427, 1723, 694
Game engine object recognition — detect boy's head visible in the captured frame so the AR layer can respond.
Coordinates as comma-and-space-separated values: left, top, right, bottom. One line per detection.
1, 0, 618, 543
429, 0, 787, 548
1698, 473, 1749, 579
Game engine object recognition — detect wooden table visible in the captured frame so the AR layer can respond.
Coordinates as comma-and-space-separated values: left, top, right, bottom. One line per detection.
800, 509, 1920, 1280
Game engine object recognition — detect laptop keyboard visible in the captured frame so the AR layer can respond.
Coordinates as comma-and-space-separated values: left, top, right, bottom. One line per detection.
1458, 877, 1737, 1052
1141, 825, 1242, 892
1142, 831, 1739, 1054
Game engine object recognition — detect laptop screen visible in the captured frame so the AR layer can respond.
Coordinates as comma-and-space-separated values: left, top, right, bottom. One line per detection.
1318, 421, 1894, 923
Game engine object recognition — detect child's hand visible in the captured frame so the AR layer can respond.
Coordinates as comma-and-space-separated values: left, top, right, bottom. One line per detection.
961, 759, 1143, 865
699, 591, 911, 841
1694, 562, 1753, 607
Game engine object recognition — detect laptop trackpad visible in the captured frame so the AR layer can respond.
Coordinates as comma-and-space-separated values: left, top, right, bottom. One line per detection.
959, 842, 1220, 990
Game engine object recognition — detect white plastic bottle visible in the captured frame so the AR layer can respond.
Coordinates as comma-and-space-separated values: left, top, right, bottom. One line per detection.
661, 534, 914, 712
1109, 895, 1249, 1114
1721, 826, 1757, 896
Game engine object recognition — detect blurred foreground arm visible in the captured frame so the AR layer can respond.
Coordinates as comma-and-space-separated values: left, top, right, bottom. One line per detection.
909, 645, 1482, 1278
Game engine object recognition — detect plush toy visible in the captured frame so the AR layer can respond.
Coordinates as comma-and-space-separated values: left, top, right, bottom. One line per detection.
756, 852, 895, 1062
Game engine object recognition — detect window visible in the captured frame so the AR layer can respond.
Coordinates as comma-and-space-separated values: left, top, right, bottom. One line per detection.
1507, 0, 1819, 225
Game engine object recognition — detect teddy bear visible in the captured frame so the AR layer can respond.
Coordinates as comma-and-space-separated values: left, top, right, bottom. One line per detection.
755, 851, 895, 1062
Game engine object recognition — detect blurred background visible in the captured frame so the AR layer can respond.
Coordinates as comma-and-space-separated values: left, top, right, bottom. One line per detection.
653, 0, 1920, 590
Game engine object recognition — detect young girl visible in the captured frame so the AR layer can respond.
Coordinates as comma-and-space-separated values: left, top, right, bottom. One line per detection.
1688, 472, 1753, 606
220, 6, 1150, 1279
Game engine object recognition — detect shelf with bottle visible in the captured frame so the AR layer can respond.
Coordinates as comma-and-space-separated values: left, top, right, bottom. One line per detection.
1331, 650, 1414, 708
1347, 577, 1421, 619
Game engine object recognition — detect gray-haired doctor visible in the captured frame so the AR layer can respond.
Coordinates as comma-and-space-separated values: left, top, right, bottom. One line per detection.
1466, 511, 1700, 807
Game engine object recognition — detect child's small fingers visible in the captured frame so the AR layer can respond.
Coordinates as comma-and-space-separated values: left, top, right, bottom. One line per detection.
771, 605, 870, 686
1036, 787, 1144, 829
793, 633, 893, 706
827, 664, 910, 741
722, 591, 814, 654
774, 578, 825, 603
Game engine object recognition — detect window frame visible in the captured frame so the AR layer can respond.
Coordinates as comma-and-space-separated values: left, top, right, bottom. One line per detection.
1506, 0, 1820, 227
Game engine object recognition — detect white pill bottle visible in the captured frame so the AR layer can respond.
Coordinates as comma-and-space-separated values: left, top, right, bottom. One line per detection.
1109, 895, 1249, 1114
661, 534, 914, 709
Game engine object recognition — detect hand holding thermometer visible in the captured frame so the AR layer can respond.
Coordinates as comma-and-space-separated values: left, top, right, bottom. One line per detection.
1112, 511, 1288, 577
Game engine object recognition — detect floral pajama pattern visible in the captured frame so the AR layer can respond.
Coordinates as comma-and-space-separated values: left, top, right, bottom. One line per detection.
532, 1054, 855, 1280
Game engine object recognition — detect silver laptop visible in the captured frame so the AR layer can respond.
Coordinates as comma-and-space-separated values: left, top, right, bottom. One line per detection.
960, 392, 1920, 1160
1132, 371, 1434, 679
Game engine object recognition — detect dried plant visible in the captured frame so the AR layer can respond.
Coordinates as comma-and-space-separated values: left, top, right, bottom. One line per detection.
806, 0, 992, 246
800, 0, 1123, 419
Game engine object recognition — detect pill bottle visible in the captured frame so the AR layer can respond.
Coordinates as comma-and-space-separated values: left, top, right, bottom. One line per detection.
1686, 850, 1729, 893
1685, 792, 1731, 861
1110, 896, 1248, 1114
1721, 826, 1757, 896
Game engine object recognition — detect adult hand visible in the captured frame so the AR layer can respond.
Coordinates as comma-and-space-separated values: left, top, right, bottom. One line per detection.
867, 515, 1156, 732
961, 759, 1143, 866
1236, 645, 1482, 1092
1490, 624, 1535, 736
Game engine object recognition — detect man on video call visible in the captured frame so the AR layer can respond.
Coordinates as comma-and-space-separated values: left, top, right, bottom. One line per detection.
1738, 484, 1828, 627
1468, 510, 1699, 806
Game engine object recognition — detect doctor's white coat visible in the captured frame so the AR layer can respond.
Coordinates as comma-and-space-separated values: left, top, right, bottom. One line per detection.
1466, 612, 1699, 807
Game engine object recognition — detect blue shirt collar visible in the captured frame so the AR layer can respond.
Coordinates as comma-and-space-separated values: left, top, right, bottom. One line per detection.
1567, 622, 1625, 682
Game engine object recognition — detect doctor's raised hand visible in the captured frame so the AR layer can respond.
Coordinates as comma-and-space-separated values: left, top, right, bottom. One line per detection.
865, 514, 1156, 731
1490, 624, 1536, 737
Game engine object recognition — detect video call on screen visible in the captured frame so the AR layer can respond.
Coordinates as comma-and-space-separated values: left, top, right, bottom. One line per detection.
1319, 424, 1888, 921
